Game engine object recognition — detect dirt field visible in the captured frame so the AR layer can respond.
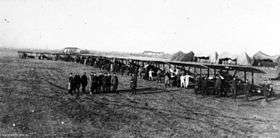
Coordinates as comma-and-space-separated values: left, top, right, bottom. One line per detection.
1, 51, 280, 137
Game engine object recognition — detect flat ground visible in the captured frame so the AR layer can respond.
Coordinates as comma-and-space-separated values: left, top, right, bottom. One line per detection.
1, 50, 280, 137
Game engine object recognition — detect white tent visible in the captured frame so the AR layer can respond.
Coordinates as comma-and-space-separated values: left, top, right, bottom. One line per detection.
236, 52, 252, 65
218, 52, 252, 65
194, 51, 219, 63
253, 51, 278, 62
210, 52, 219, 64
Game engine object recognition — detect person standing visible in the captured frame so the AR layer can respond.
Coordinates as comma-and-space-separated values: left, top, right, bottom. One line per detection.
90, 72, 98, 94
111, 73, 119, 93
96, 73, 104, 93
194, 75, 199, 95
184, 73, 193, 88
105, 73, 112, 93
68, 73, 75, 95
130, 73, 137, 94
156, 69, 162, 83
102, 72, 108, 93
138, 67, 143, 79
244, 79, 251, 101
98, 72, 105, 93
81, 72, 88, 94
148, 69, 154, 81
164, 71, 171, 90
74, 73, 81, 98
176, 74, 181, 87
201, 76, 208, 95
215, 74, 222, 97
231, 76, 237, 99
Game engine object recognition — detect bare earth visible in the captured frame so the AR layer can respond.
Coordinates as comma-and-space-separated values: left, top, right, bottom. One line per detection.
1, 52, 280, 137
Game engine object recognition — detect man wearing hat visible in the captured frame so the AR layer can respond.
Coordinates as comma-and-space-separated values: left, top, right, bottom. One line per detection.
111, 73, 119, 93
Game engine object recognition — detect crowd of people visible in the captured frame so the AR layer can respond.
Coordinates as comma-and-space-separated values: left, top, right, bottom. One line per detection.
63, 55, 261, 100
68, 72, 119, 98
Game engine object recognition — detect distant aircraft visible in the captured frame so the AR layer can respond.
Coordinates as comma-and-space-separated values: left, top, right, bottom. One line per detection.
61, 47, 90, 55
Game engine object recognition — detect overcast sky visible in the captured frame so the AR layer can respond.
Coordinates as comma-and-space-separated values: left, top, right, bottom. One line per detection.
0, 0, 280, 55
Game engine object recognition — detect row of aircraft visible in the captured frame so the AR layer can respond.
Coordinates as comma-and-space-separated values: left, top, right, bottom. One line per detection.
17, 47, 275, 101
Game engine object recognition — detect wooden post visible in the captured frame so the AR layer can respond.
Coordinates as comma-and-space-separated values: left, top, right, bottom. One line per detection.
168, 64, 171, 70
251, 72, 254, 85
244, 71, 247, 81
200, 67, 202, 77
207, 68, 210, 77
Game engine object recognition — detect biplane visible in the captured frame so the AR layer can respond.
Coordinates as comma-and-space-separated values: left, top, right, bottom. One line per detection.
201, 63, 272, 100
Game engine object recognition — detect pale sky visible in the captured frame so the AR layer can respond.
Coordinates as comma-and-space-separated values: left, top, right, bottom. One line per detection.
0, 0, 280, 56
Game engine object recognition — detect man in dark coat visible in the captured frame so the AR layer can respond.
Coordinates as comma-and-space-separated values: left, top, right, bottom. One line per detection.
111, 73, 119, 93
90, 72, 98, 94
74, 73, 81, 98
105, 73, 112, 93
68, 73, 75, 95
81, 72, 88, 94
130, 73, 137, 94
194, 75, 199, 95
102, 73, 108, 93
98, 73, 104, 93
201, 76, 208, 95
230, 76, 238, 99
215, 74, 222, 97
164, 71, 171, 90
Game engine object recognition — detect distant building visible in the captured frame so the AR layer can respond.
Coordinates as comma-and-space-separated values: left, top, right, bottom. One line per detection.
143, 51, 165, 56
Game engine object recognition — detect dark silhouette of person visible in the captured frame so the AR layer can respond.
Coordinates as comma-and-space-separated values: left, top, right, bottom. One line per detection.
81, 72, 88, 94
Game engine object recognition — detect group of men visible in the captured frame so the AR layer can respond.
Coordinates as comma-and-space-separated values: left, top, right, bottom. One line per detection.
68, 72, 119, 98
163, 68, 193, 89
193, 72, 248, 99
68, 72, 88, 98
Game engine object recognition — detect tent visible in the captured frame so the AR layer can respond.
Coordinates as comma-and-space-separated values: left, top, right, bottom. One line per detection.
218, 52, 252, 65
252, 51, 278, 67
236, 52, 252, 65
218, 52, 237, 64
275, 56, 280, 63
253, 51, 277, 62
194, 51, 219, 63
210, 52, 219, 63
170, 51, 194, 62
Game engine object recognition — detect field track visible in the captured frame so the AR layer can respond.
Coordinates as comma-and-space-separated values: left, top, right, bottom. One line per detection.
1, 55, 280, 137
